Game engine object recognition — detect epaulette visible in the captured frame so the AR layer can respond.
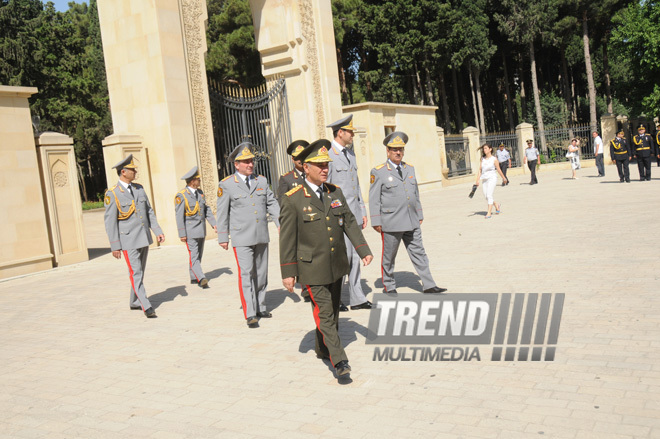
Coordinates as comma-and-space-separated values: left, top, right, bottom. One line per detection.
106, 185, 116, 193
406, 162, 414, 167
375, 164, 385, 170
133, 183, 143, 188
285, 185, 303, 197
221, 175, 232, 182
177, 189, 187, 194
324, 183, 337, 189
280, 170, 293, 177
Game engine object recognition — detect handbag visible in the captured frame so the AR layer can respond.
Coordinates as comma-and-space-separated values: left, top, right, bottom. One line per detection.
565, 151, 574, 158
468, 184, 478, 198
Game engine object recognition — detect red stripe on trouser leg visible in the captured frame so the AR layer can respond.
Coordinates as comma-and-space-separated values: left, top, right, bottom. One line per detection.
123, 250, 144, 311
380, 231, 386, 292
306, 285, 333, 366
233, 247, 248, 319
186, 242, 199, 282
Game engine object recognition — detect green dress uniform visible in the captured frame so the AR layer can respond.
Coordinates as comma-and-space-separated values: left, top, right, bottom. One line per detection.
279, 140, 372, 367
276, 140, 308, 202
609, 133, 630, 182
175, 166, 216, 286
632, 124, 654, 181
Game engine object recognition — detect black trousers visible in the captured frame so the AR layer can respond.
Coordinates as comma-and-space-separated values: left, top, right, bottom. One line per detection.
615, 158, 630, 181
499, 161, 509, 181
527, 160, 538, 184
637, 156, 652, 180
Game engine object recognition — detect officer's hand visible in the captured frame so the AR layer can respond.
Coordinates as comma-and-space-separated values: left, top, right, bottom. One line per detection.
283, 277, 295, 292
362, 216, 368, 229
277, 227, 281, 234
213, 226, 217, 233
419, 220, 423, 225
219, 242, 228, 250
157, 234, 165, 243
112, 250, 122, 259
373, 225, 382, 233
362, 255, 373, 266
180, 237, 187, 242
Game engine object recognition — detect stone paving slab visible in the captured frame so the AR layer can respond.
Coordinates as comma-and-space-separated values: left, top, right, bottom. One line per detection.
1, 164, 660, 438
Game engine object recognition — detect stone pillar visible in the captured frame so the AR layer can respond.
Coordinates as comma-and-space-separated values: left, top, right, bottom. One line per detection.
101, 134, 155, 207
601, 114, 617, 164
0, 86, 53, 279
97, 0, 218, 241
249, 0, 342, 141
462, 126, 481, 175
35, 133, 89, 266
437, 127, 448, 179
516, 123, 535, 174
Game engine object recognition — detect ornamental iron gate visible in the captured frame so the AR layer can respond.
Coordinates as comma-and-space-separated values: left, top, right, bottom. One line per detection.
208, 77, 292, 192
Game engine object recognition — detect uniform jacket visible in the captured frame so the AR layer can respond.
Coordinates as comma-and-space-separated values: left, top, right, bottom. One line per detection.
174, 187, 216, 239
104, 182, 163, 251
632, 133, 654, 157
276, 169, 304, 202
279, 181, 371, 285
327, 140, 366, 225
610, 138, 630, 160
216, 173, 280, 247
369, 161, 423, 233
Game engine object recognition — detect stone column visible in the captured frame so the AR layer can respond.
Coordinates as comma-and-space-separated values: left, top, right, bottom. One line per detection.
0, 86, 53, 279
249, 0, 342, 141
101, 134, 155, 208
601, 114, 617, 164
437, 127, 448, 179
36, 133, 88, 266
97, 0, 218, 241
516, 123, 535, 174
462, 126, 481, 175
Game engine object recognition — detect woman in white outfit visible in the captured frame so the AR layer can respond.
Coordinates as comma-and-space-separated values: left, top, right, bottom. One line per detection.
475, 144, 508, 219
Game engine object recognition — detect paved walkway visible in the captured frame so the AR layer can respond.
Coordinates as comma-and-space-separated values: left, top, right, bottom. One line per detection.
1, 164, 659, 438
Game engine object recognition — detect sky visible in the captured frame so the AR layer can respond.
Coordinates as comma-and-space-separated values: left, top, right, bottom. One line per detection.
48, 0, 84, 12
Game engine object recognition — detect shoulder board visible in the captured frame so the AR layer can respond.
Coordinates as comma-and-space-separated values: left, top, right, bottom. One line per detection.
405, 162, 414, 167
285, 185, 303, 197
221, 175, 232, 182
106, 185, 116, 193
132, 183, 143, 189
375, 164, 385, 170
177, 189, 187, 195
280, 170, 293, 177
258, 174, 265, 178
325, 183, 337, 189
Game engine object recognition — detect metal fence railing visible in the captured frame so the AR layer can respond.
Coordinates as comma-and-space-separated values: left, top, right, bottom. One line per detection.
480, 131, 520, 167
445, 135, 472, 177
535, 124, 597, 163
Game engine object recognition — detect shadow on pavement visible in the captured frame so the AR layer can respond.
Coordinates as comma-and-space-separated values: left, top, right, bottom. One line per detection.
298, 318, 368, 355
88, 247, 111, 260
374, 271, 423, 292
265, 288, 301, 311
206, 267, 233, 280
150, 285, 188, 309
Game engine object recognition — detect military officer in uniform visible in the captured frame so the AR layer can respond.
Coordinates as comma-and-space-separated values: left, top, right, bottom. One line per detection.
276, 140, 308, 202
175, 166, 217, 288
279, 139, 373, 377
632, 124, 654, 181
104, 154, 164, 318
610, 130, 631, 183
217, 142, 280, 326
369, 132, 446, 295
326, 114, 370, 311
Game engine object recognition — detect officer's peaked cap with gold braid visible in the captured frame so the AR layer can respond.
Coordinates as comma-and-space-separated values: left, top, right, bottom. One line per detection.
287, 140, 309, 158
229, 141, 256, 161
112, 154, 137, 170
181, 166, 200, 181
383, 131, 409, 148
326, 114, 355, 132
298, 139, 333, 163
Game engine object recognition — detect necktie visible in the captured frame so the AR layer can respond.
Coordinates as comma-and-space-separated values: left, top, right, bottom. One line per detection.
127, 184, 134, 197
397, 165, 403, 178
245, 178, 250, 190
342, 148, 350, 164
317, 188, 324, 205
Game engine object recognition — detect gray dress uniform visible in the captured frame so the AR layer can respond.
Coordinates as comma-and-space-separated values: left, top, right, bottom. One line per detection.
326, 115, 368, 306
217, 144, 280, 322
369, 132, 439, 293
104, 156, 163, 312
175, 167, 216, 285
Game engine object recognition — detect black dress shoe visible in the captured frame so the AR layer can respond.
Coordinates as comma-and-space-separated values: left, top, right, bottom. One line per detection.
385, 289, 398, 295
257, 311, 272, 318
350, 301, 372, 310
130, 306, 142, 310
339, 303, 349, 312
199, 278, 209, 289
423, 287, 447, 294
144, 307, 157, 318
303, 296, 311, 303
190, 280, 198, 284
334, 360, 351, 376
246, 316, 258, 325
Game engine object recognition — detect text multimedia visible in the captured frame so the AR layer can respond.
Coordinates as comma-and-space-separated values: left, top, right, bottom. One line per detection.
373, 346, 481, 361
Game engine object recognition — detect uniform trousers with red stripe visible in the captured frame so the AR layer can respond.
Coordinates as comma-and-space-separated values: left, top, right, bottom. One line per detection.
186, 238, 206, 282
381, 228, 436, 292
306, 279, 347, 366
233, 244, 268, 319
124, 247, 152, 310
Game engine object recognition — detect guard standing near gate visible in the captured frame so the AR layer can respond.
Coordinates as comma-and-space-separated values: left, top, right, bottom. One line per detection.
610, 130, 631, 183
175, 166, 217, 288
326, 114, 371, 311
369, 131, 446, 295
632, 124, 654, 181
104, 154, 164, 318
279, 139, 373, 377
217, 142, 280, 327
496, 143, 511, 186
